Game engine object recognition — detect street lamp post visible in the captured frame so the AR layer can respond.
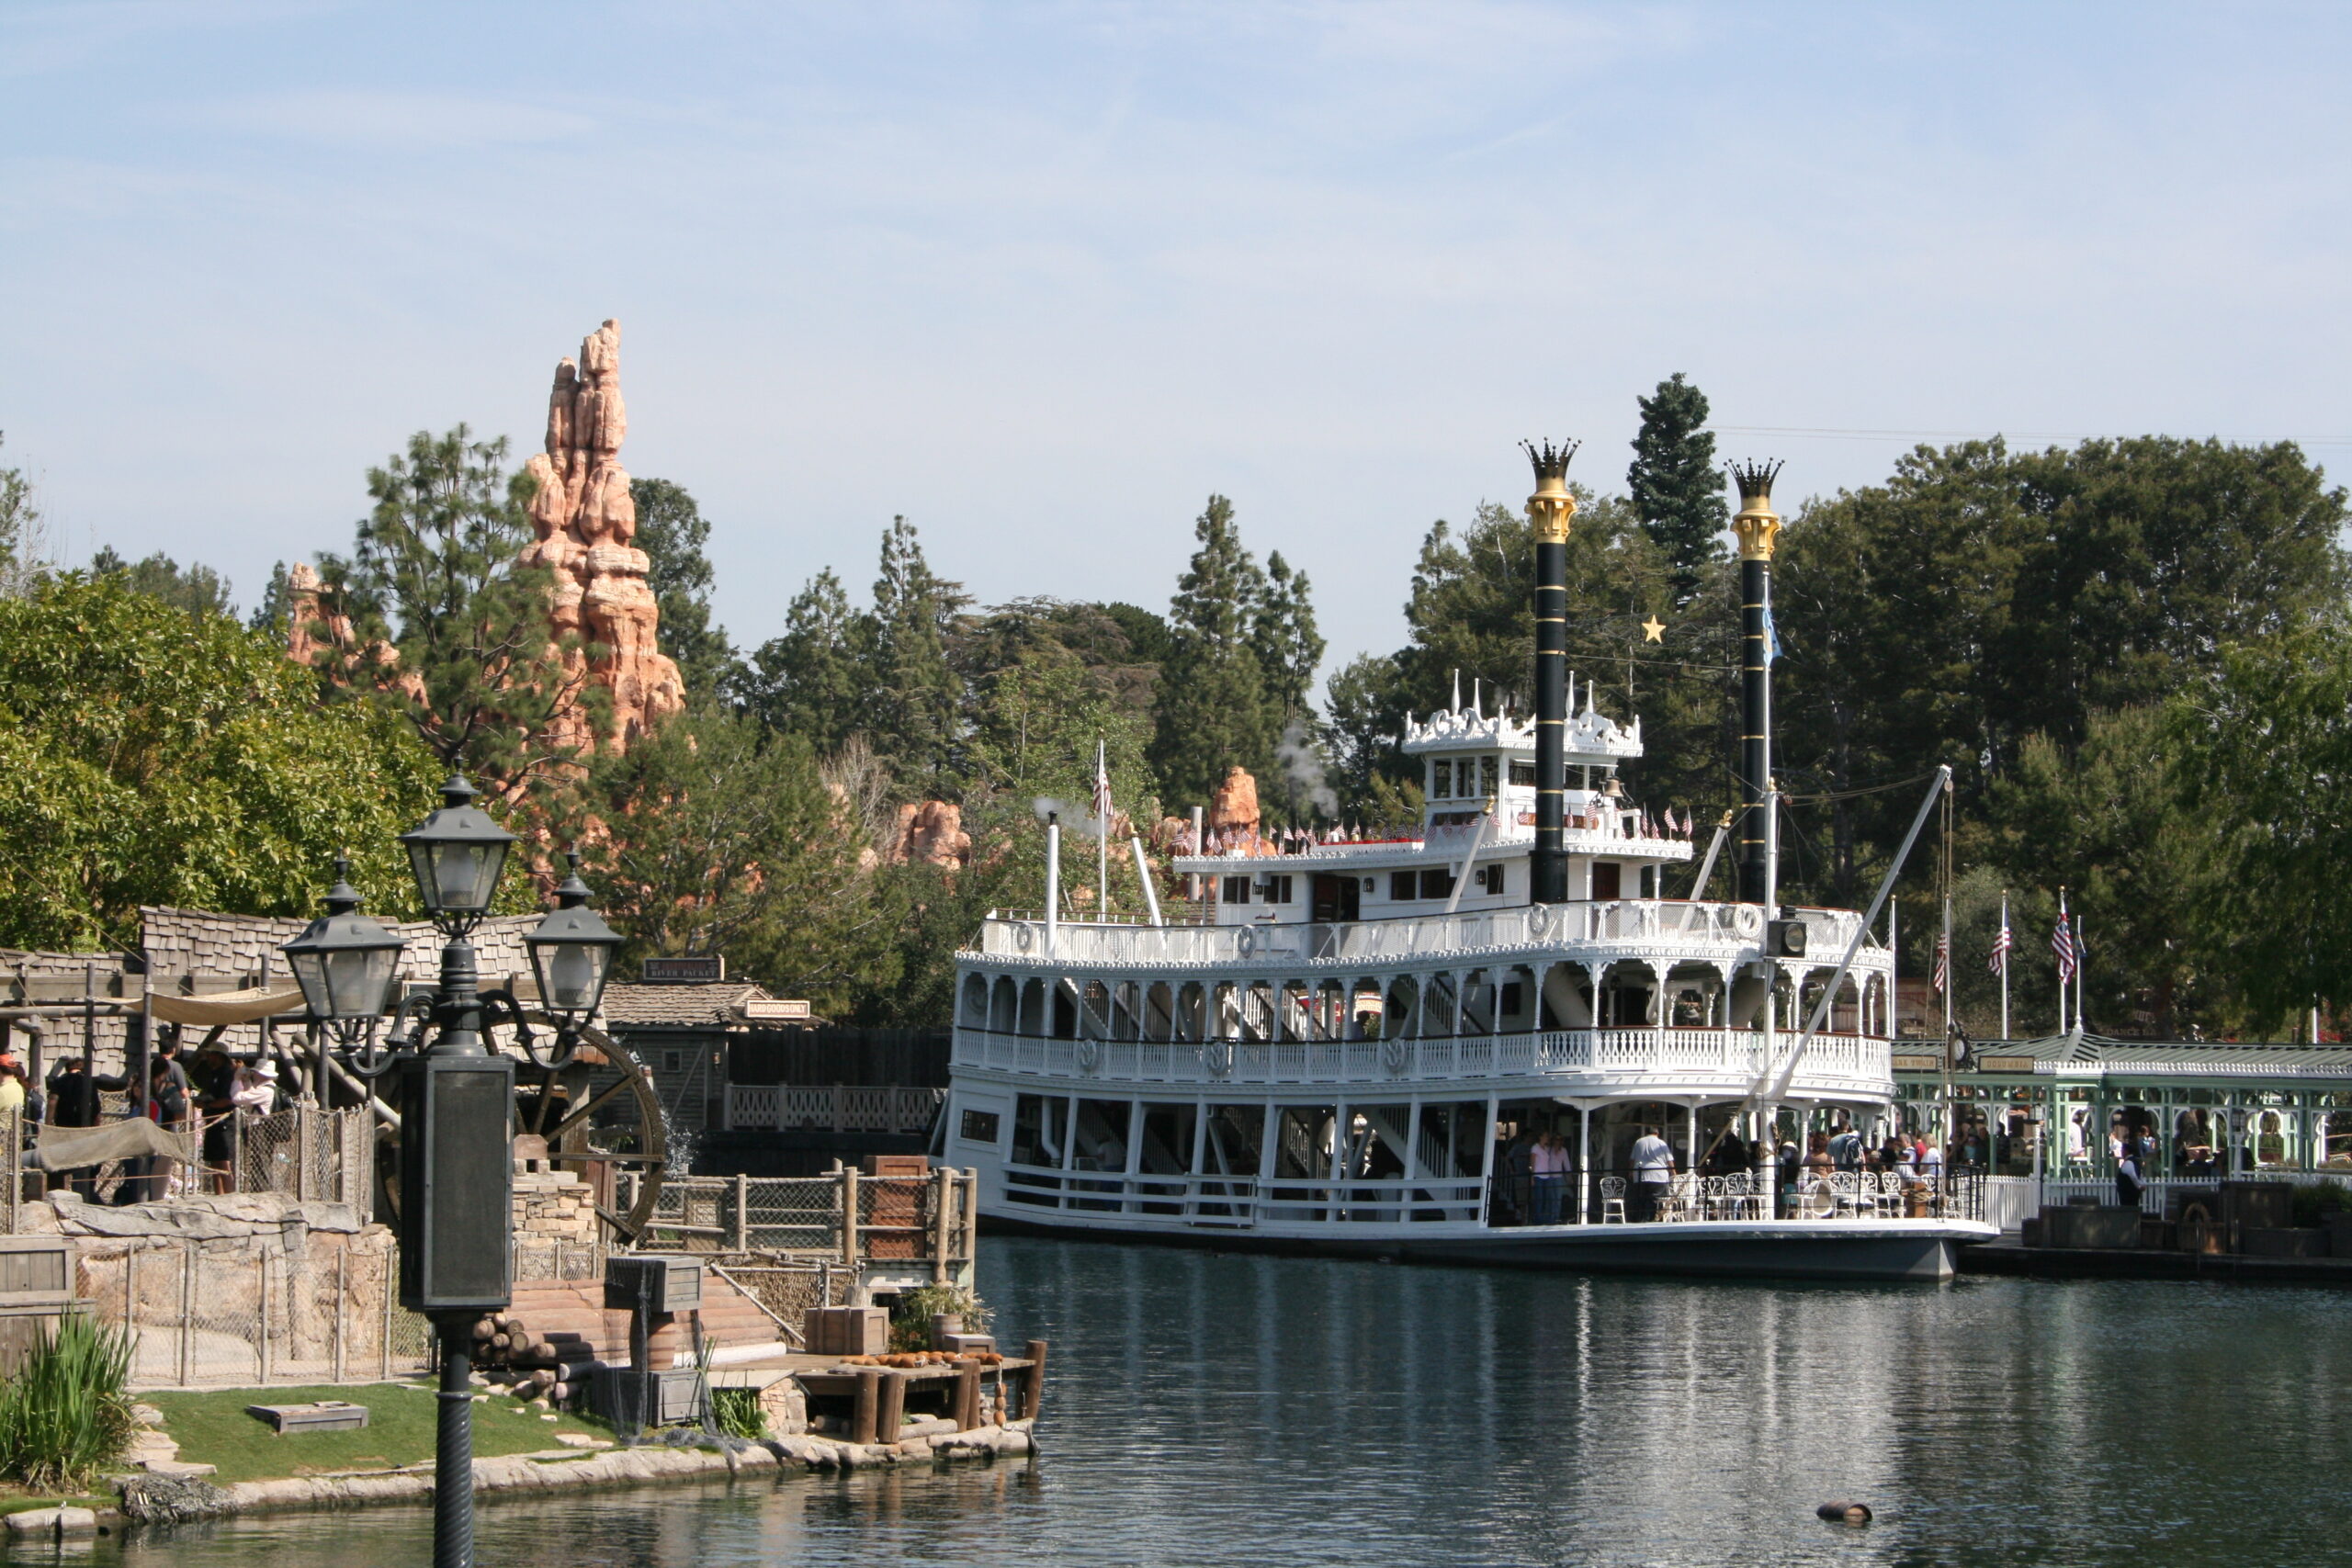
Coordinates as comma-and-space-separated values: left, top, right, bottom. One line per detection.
282, 780, 622, 1568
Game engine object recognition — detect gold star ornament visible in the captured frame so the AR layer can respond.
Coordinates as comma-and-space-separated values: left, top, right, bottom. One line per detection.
1640, 615, 1666, 643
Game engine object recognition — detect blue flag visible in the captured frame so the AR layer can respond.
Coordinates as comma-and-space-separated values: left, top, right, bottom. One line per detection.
1761, 605, 1783, 666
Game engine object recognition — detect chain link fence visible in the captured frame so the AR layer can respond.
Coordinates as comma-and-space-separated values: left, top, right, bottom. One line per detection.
81, 1240, 435, 1391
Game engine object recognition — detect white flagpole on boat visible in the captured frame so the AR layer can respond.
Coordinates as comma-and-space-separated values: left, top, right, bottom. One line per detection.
1095, 740, 1110, 920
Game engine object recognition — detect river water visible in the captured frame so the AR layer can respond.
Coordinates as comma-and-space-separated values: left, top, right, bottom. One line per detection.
94, 1237, 2352, 1567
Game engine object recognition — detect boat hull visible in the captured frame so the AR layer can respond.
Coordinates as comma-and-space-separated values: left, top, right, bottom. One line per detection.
978, 1207, 1992, 1281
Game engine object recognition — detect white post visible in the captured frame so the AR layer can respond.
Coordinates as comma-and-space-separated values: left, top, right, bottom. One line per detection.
1577, 1103, 1594, 1224
1188, 807, 1204, 900
2056, 886, 2070, 1036
1999, 890, 2011, 1042
1479, 1092, 1499, 1228
2075, 913, 2086, 1034
1097, 740, 1111, 920
1130, 836, 1164, 926
1045, 815, 1061, 960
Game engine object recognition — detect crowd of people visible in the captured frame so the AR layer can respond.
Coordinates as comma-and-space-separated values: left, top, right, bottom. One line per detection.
0, 1026, 288, 1202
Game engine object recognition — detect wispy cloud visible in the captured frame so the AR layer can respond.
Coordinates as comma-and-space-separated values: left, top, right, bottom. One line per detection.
182, 88, 594, 150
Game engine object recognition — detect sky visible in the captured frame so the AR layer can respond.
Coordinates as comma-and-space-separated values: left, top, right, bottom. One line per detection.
6, 2, 2351, 676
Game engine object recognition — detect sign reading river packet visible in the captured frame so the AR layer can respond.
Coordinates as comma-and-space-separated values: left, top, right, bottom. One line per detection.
641, 955, 725, 984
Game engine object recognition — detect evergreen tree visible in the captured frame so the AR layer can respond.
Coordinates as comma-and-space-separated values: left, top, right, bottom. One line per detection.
249, 561, 293, 637
1250, 551, 1325, 730
0, 434, 48, 598
629, 476, 737, 696
1627, 372, 1728, 604
865, 516, 969, 783
731, 568, 866, 748
1150, 495, 1278, 809
89, 547, 234, 618
313, 425, 591, 796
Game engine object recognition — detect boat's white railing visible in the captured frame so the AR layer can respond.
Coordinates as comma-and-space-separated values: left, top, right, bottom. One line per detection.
1182, 821, 1697, 868
967, 900, 1877, 967
953, 1027, 1892, 1090
998, 1163, 1484, 1224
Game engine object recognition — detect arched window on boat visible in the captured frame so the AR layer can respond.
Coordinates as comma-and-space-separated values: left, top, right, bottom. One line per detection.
1176, 982, 1206, 1042
1145, 981, 1176, 1042
1459, 970, 1497, 1034
1242, 981, 1276, 1043
1211, 983, 1240, 1041
1080, 979, 1113, 1038
1349, 978, 1384, 1041
990, 976, 1018, 1033
1017, 978, 1046, 1037
1314, 980, 1346, 1040
1051, 981, 1080, 1040
1277, 980, 1311, 1042
961, 973, 989, 1028
1420, 972, 1459, 1037
1498, 964, 1536, 1032
1384, 976, 1419, 1040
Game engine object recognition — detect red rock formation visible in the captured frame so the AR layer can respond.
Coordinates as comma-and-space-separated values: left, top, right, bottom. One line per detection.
519, 319, 685, 754
1208, 766, 1260, 839
889, 801, 972, 869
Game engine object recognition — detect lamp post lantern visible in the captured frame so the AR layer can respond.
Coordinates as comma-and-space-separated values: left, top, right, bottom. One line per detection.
284, 779, 617, 1568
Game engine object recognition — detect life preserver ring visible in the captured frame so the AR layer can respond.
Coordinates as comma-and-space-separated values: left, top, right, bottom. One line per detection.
1076, 1038, 1101, 1072
1236, 925, 1259, 957
1204, 1041, 1235, 1077
1013, 921, 1035, 953
1528, 903, 1555, 940
1734, 905, 1765, 939
1381, 1037, 1408, 1074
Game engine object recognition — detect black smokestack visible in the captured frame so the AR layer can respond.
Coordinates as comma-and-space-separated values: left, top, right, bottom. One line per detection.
1730, 459, 1784, 904
1522, 439, 1578, 906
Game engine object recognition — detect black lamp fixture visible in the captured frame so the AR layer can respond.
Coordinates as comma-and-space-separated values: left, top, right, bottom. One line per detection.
279, 858, 408, 1044
526, 852, 624, 1023
399, 775, 517, 931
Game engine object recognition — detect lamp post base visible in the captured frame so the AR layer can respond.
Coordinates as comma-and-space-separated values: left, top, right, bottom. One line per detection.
434, 1315, 476, 1568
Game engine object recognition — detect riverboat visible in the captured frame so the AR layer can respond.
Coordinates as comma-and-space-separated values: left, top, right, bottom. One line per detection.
941, 446, 1996, 1280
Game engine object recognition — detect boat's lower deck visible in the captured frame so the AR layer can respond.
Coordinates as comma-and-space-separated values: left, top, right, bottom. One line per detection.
980, 1204, 1989, 1280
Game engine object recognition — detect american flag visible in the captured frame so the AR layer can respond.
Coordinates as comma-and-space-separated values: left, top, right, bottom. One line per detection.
1932, 931, 1950, 996
2052, 894, 2077, 985
1091, 742, 1114, 829
1988, 907, 2012, 976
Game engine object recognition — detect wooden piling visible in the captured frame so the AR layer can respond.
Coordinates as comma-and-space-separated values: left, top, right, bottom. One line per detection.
1021, 1339, 1048, 1421
955, 1363, 980, 1431
876, 1369, 907, 1445
851, 1369, 879, 1445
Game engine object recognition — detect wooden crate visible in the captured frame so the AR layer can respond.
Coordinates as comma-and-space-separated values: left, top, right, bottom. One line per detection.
604, 1255, 704, 1315
247, 1402, 370, 1433
801, 1305, 888, 1357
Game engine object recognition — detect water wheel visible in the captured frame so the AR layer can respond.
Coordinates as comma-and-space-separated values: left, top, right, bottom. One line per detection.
515, 1023, 670, 1243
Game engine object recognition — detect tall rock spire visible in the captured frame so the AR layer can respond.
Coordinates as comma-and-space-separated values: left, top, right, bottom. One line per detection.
518, 319, 685, 754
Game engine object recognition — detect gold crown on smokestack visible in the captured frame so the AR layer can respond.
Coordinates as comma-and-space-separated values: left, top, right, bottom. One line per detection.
1522, 438, 1580, 543
1730, 458, 1784, 560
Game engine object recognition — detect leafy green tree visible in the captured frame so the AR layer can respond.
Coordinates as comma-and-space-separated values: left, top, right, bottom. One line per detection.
1984, 705, 2220, 1037
0, 434, 48, 598
964, 646, 1154, 817
1627, 373, 1727, 604
955, 597, 1163, 746
866, 516, 969, 784
2178, 628, 2352, 1033
0, 575, 442, 951
90, 547, 233, 618
312, 425, 594, 796
577, 707, 898, 1018
1150, 495, 1279, 810
731, 569, 865, 747
1324, 650, 1408, 817
629, 477, 737, 696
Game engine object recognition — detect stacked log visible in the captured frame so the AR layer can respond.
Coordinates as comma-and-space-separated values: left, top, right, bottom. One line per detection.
469, 1314, 596, 1407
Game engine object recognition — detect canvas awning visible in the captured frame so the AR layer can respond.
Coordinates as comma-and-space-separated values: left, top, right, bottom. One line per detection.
145, 986, 309, 1028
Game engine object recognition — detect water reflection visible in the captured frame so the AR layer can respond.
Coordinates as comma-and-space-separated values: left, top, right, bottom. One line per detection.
103, 1237, 2352, 1567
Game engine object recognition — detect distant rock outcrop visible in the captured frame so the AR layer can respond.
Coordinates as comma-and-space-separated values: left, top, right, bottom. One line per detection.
518, 319, 685, 753
890, 801, 972, 868
1208, 766, 1261, 839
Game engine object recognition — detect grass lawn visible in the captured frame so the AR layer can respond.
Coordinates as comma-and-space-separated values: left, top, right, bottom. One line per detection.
143, 1382, 617, 1484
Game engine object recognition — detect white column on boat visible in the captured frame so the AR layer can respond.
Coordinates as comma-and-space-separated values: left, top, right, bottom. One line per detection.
1188, 1098, 1210, 1217
1648, 961, 1670, 1061
1685, 1101, 1699, 1181
1577, 1102, 1595, 1224
1123, 1100, 1144, 1214
1407, 1094, 1423, 1179
1479, 1092, 1499, 1228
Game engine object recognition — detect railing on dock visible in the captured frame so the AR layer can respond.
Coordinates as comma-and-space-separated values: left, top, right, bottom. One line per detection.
626, 1167, 979, 1281
953, 1027, 1891, 1092
722, 1084, 942, 1134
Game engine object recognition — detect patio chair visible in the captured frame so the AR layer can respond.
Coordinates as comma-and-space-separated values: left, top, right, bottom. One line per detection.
1599, 1176, 1628, 1224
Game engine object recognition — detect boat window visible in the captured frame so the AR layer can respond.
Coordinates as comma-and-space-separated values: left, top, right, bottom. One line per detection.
1222, 874, 1252, 905
960, 974, 989, 1026
1476, 864, 1505, 895
1389, 871, 1417, 901
1419, 868, 1455, 899
1432, 759, 1453, 798
958, 1108, 1001, 1145
1261, 874, 1294, 904
1592, 863, 1622, 900
1510, 760, 1534, 787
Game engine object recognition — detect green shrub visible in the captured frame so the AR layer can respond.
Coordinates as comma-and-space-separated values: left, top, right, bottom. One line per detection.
887, 1283, 992, 1353
709, 1387, 767, 1442
0, 1314, 139, 1491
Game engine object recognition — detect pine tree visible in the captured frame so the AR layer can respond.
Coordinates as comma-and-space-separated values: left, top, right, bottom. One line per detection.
1150, 495, 1278, 808
629, 477, 737, 697
1628, 372, 1727, 604
865, 516, 968, 784
1250, 550, 1325, 728
732, 569, 865, 747
89, 547, 234, 618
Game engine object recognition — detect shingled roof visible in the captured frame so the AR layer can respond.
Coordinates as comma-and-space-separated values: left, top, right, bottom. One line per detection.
140, 908, 542, 986
600, 981, 775, 1030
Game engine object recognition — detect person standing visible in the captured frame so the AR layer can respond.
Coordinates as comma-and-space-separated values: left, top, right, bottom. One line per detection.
1530, 1130, 1567, 1225
2115, 1131, 2145, 1210
1630, 1123, 1674, 1223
